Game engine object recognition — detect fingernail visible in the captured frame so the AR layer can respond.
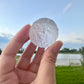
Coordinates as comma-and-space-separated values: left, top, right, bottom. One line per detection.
53, 41, 63, 53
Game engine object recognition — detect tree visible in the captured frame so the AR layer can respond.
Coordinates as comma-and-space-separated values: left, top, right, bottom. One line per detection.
0, 48, 2, 55
60, 48, 70, 53
62, 48, 70, 52
70, 49, 77, 53
79, 47, 84, 67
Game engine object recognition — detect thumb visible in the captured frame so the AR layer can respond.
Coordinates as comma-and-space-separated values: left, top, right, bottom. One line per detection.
35, 41, 63, 84
42, 41, 63, 65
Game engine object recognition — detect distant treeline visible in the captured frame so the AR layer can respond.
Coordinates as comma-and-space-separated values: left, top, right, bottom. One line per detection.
0, 47, 84, 55
59, 48, 80, 54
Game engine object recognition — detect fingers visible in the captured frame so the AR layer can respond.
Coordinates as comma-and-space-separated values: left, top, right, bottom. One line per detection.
36, 41, 63, 84
16, 42, 36, 70
0, 24, 31, 74
2, 24, 30, 56
29, 47, 44, 73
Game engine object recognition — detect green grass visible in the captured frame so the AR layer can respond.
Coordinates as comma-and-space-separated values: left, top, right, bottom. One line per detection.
16, 56, 20, 65
16, 55, 20, 59
56, 66, 84, 84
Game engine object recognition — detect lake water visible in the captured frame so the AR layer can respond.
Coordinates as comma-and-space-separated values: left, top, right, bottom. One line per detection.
17, 54, 82, 66
56, 54, 82, 66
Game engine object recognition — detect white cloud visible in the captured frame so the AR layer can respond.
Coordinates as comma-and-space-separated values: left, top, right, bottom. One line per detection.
0, 25, 14, 35
58, 32, 84, 44
5, 27, 9, 31
63, 3, 72, 14
0, 32, 13, 39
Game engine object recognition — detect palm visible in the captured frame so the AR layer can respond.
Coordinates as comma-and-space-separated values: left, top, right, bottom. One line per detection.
12, 69, 36, 84
0, 45, 44, 84
0, 25, 62, 84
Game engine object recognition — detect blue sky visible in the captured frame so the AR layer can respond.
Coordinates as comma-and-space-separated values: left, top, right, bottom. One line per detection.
0, 0, 84, 49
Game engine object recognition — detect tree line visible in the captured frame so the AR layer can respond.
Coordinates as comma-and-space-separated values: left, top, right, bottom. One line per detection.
59, 48, 79, 53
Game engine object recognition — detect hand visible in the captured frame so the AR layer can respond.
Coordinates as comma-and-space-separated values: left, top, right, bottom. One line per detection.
0, 24, 63, 84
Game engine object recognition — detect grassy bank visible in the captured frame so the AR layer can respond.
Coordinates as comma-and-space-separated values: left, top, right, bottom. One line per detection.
56, 66, 84, 84
16, 55, 20, 59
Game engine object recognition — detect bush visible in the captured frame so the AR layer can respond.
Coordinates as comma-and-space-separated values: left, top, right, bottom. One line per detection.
0, 48, 2, 55
79, 47, 84, 67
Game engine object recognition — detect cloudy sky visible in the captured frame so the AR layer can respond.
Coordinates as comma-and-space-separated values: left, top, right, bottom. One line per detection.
0, 0, 84, 49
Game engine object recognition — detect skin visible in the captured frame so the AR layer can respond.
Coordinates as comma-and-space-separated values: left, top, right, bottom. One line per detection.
0, 24, 63, 84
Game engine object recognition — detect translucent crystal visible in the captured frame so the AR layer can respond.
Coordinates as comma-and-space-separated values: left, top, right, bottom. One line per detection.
29, 18, 58, 48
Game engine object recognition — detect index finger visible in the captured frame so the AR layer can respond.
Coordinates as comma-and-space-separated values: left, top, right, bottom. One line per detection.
0, 24, 30, 74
